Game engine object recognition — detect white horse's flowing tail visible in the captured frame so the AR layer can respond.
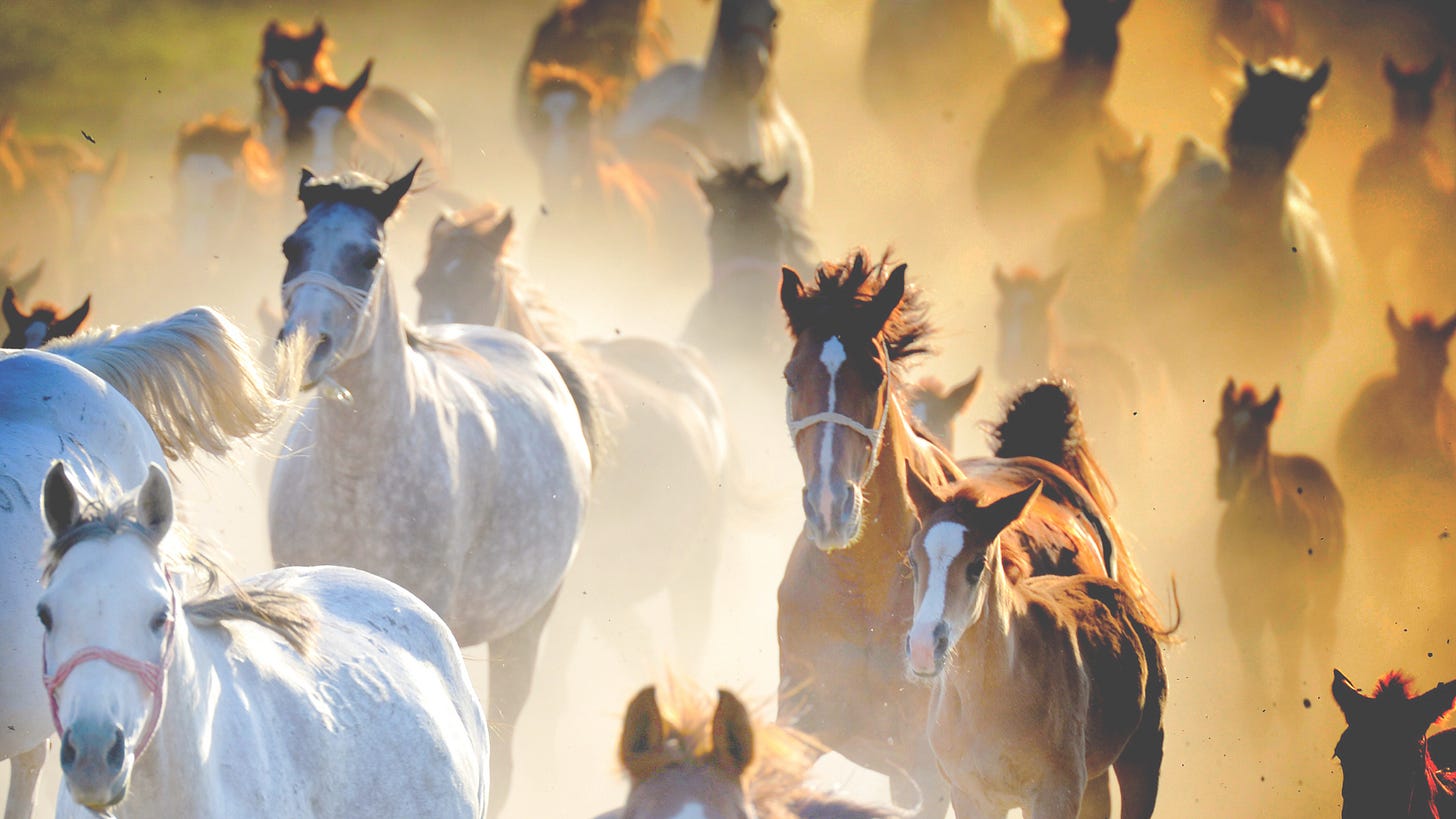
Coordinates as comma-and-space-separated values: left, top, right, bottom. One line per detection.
44, 307, 301, 460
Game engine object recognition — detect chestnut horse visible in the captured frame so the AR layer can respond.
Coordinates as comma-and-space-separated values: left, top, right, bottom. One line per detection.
1215, 382, 1345, 715
904, 480, 1171, 819
2, 288, 89, 349
1333, 669, 1456, 818
593, 681, 900, 819
776, 254, 1132, 817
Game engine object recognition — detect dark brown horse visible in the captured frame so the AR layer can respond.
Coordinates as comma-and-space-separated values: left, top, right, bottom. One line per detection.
1, 287, 89, 349
1333, 669, 1456, 818
1215, 381, 1345, 715
1351, 56, 1452, 305
594, 681, 901, 819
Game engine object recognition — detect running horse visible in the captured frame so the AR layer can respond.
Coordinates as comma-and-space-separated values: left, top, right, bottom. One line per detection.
172, 114, 281, 265
614, 0, 813, 216
2, 307, 286, 819
269, 166, 600, 817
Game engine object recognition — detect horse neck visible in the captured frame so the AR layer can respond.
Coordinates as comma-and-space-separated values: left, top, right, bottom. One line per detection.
862, 391, 958, 554
1225, 164, 1288, 216
320, 265, 412, 426
123, 617, 218, 815
496, 265, 557, 347
1233, 445, 1278, 509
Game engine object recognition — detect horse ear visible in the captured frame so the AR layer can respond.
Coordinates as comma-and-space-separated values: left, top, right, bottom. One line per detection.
980, 481, 1042, 537
369, 160, 420, 223
1439, 310, 1456, 342
767, 173, 790, 202
619, 686, 666, 778
992, 265, 1010, 292
42, 461, 80, 539
1257, 386, 1281, 423
711, 689, 755, 779
862, 263, 907, 336
50, 296, 90, 339
1386, 304, 1406, 340
309, 19, 328, 47
1332, 669, 1370, 721
1383, 55, 1400, 86
344, 60, 373, 109
780, 267, 806, 330
484, 209, 515, 249
136, 463, 174, 540
297, 168, 317, 204
1221, 378, 1238, 414
905, 468, 947, 523
2, 286, 21, 327
1306, 59, 1332, 96
947, 368, 983, 415
1414, 679, 1456, 729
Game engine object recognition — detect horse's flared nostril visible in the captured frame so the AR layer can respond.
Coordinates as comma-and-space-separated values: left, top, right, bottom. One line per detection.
106, 727, 125, 772
60, 730, 77, 770
933, 621, 949, 658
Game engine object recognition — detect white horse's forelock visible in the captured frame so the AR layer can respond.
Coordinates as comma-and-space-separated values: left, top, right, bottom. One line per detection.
43, 307, 299, 460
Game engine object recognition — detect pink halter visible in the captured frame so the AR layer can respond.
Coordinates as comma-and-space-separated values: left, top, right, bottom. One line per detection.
43, 573, 179, 760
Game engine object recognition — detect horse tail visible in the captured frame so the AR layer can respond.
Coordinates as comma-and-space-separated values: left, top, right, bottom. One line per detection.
990, 380, 1154, 608
544, 346, 612, 472
43, 306, 295, 460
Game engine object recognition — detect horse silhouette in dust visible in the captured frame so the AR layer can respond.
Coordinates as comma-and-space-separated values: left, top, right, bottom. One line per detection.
1333, 669, 1456, 819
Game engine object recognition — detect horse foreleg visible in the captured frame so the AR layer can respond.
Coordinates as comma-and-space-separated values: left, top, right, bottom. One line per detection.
486, 588, 561, 819
4, 739, 49, 819
1075, 771, 1111, 819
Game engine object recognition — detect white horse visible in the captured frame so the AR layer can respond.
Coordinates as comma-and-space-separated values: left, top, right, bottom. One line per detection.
269, 164, 598, 817
39, 462, 489, 817
2, 308, 285, 819
613, 0, 813, 216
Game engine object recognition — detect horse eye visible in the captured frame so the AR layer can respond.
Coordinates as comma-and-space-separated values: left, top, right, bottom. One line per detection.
149, 609, 171, 633
281, 238, 299, 260
36, 603, 52, 631
966, 561, 982, 583
361, 250, 381, 270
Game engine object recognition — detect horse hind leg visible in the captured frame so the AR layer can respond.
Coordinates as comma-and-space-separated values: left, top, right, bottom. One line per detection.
1112, 701, 1165, 818
4, 739, 49, 819
485, 588, 561, 819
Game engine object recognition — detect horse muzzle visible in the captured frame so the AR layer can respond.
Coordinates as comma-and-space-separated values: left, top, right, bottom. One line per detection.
802, 481, 861, 552
60, 719, 131, 810
906, 620, 949, 678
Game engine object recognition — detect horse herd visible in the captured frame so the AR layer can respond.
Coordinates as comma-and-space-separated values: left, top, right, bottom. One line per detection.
5, 0, 1456, 817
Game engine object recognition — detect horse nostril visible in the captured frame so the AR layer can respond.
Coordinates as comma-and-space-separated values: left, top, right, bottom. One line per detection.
106, 727, 125, 771
933, 621, 949, 657
60, 730, 77, 769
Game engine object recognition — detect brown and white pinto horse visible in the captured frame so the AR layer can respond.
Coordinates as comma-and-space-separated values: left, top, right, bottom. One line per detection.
1, 287, 89, 348
903, 479, 1172, 819
1333, 669, 1456, 819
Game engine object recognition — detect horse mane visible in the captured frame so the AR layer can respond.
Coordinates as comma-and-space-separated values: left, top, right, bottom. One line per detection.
788, 248, 932, 371
43, 307, 294, 460
528, 60, 623, 111
1374, 670, 1420, 702
638, 678, 900, 818
39, 475, 318, 656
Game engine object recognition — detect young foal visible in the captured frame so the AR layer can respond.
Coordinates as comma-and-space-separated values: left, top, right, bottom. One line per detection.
39, 463, 489, 818
2, 287, 89, 348
596, 682, 900, 819
905, 480, 1170, 819
1333, 669, 1456, 819
1215, 381, 1345, 714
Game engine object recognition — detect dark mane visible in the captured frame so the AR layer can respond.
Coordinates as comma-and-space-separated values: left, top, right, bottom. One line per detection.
1374, 670, 1419, 702
786, 248, 932, 368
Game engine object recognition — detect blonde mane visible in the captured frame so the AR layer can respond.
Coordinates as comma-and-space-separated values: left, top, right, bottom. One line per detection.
43, 307, 299, 460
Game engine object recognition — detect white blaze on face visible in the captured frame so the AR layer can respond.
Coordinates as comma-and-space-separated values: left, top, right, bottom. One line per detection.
907, 521, 967, 673
812, 336, 847, 514
669, 803, 708, 819
24, 321, 47, 348
308, 107, 345, 173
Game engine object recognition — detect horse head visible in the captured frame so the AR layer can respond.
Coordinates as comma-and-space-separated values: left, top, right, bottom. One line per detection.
416, 203, 514, 326
1333, 669, 1456, 819
1225, 57, 1330, 177
699, 162, 790, 265
618, 685, 757, 819
2, 287, 90, 348
279, 162, 417, 388
1382, 55, 1444, 127
1214, 379, 1280, 500
270, 61, 372, 175
993, 265, 1065, 384
1387, 306, 1456, 393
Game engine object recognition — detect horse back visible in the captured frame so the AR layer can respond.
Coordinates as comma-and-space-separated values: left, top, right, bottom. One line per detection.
958, 456, 1112, 578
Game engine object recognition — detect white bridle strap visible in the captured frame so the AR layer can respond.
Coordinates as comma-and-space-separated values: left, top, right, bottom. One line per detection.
281, 266, 382, 389
785, 341, 894, 484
